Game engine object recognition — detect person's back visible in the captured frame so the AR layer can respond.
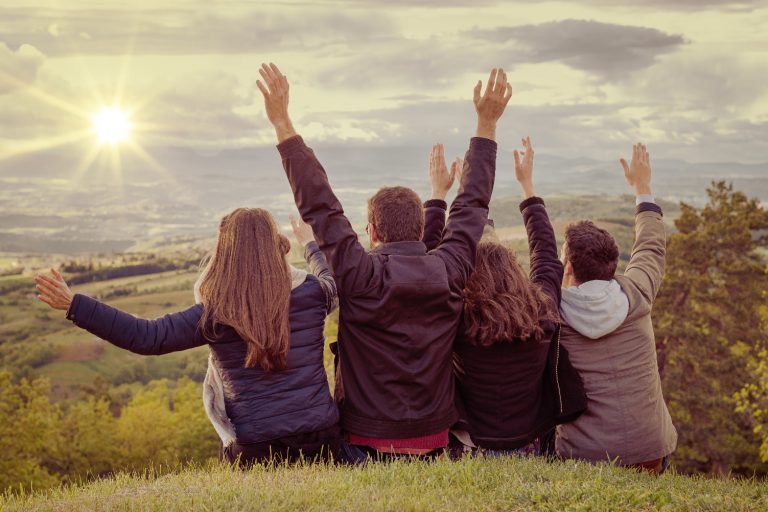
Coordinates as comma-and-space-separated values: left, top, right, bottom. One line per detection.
36, 209, 341, 465
206, 268, 337, 446
256, 63, 513, 456
555, 144, 677, 473
423, 137, 585, 453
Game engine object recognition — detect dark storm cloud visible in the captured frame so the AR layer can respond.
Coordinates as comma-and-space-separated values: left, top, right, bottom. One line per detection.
469, 19, 686, 76
0, 7, 393, 56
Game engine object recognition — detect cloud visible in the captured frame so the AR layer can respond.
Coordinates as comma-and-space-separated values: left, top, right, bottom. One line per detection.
579, 0, 761, 9
469, 19, 686, 77
0, 42, 45, 94
0, 6, 393, 56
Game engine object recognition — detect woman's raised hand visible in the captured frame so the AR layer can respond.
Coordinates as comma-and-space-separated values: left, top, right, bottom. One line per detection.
35, 268, 74, 311
513, 136, 535, 199
290, 215, 315, 247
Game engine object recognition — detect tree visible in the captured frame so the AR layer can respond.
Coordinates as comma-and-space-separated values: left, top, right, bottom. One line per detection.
0, 372, 60, 492
654, 181, 768, 475
50, 398, 119, 482
736, 304, 768, 463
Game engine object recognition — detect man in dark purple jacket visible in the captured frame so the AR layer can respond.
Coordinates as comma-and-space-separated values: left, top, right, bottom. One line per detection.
256, 62, 512, 458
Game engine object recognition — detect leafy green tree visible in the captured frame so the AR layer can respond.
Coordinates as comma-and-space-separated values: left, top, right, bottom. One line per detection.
0, 372, 60, 492
736, 304, 768, 462
50, 398, 119, 482
171, 378, 219, 462
114, 380, 179, 471
654, 181, 768, 475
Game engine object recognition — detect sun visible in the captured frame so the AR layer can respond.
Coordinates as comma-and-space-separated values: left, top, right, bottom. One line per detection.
91, 107, 131, 144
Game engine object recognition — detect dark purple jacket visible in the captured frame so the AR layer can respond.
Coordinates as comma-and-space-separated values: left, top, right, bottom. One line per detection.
423, 197, 586, 449
278, 135, 496, 438
65, 244, 339, 445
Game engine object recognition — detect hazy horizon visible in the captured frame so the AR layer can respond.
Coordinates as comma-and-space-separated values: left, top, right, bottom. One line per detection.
1, 0, 767, 251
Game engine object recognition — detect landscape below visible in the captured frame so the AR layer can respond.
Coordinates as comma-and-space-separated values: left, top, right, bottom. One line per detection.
1, 186, 767, 506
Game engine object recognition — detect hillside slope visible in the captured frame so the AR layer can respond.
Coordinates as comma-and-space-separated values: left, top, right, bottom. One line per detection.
3, 457, 766, 511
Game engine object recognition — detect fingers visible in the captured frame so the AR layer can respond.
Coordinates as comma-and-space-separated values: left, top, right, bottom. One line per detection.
524, 137, 534, 164
35, 278, 62, 298
620, 158, 630, 177
289, 214, 299, 232
256, 80, 269, 97
483, 69, 497, 97
259, 62, 285, 94
37, 294, 55, 308
35, 274, 61, 289
51, 268, 64, 282
494, 69, 507, 95
473, 81, 481, 105
504, 83, 513, 105
449, 158, 460, 182
436, 143, 445, 164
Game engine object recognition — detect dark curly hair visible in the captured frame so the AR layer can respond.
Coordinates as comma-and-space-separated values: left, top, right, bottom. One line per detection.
564, 220, 620, 283
463, 242, 559, 346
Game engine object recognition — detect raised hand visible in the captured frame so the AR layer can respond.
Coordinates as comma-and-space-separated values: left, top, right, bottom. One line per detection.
620, 143, 653, 196
513, 136, 535, 199
35, 269, 74, 311
256, 62, 297, 143
290, 215, 315, 247
473, 68, 513, 141
429, 144, 461, 201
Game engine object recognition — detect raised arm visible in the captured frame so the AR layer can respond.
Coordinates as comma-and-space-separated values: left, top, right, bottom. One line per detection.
290, 215, 339, 313
35, 270, 205, 355
514, 137, 563, 303
620, 143, 666, 302
432, 68, 512, 289
257, 63, 373, 295
422, 144, 461, 251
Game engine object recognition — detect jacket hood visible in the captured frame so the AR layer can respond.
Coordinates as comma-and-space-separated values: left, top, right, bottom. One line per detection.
560, 280, 629, 339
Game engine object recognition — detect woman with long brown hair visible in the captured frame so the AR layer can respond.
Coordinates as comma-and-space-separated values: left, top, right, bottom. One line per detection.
424, 139, 585, 456
35, 208, 341, 465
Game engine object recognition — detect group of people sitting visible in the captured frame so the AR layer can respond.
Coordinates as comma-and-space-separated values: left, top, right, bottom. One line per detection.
35, 64, 677, 475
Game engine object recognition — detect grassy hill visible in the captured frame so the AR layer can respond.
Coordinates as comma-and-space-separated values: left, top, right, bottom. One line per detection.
2, 456, 766, 511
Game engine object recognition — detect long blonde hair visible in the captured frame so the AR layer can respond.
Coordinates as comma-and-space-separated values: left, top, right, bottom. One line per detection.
198, 208, 292, 370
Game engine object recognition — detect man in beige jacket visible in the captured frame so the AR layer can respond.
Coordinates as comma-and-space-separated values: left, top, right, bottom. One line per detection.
555, 143, 677, 474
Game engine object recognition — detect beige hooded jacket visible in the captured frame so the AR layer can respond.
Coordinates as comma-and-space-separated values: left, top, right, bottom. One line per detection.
556, 205, 678, 465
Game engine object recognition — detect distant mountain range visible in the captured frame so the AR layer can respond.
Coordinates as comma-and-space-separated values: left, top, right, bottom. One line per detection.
0, 143, 765, 254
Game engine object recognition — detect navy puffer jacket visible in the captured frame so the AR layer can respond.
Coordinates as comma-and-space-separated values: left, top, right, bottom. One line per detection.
65, 242, 339, 444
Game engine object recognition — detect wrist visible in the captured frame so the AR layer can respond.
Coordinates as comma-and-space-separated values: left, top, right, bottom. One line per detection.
273, 118, 297, 143
519, 181, 535, 199
634, 183, 652, 196
475, 119, 497, 141
430, 190, 448, 201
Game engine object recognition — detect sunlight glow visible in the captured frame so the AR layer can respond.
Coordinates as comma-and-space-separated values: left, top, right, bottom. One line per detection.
91, 107, 131, 144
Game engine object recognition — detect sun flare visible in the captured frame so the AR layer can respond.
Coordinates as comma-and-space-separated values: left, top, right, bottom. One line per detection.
91, 107, 131, 144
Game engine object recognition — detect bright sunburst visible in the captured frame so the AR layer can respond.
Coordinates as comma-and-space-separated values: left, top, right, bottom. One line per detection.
91, 107, 131, 144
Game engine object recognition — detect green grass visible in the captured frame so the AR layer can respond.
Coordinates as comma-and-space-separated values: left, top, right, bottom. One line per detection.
2, 456, 766, 511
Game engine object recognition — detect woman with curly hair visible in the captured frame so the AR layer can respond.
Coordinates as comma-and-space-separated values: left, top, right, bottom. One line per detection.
424, 138, 585, 456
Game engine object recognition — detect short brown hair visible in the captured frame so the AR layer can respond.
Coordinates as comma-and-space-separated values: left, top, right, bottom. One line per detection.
367, 186, 424, 243
564, 220, 620, 283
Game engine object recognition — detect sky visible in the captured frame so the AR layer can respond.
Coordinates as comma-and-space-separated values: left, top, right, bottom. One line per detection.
0, 0, 766, 245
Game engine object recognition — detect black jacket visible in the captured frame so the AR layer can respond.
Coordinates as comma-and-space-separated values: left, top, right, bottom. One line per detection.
66, 243, 339, 445
278, 135, 496, 438
423, 196, 586, 449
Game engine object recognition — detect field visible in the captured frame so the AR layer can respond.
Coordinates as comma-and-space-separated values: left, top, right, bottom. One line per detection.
0, 194, 677, 400
2, 456, 766, 511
